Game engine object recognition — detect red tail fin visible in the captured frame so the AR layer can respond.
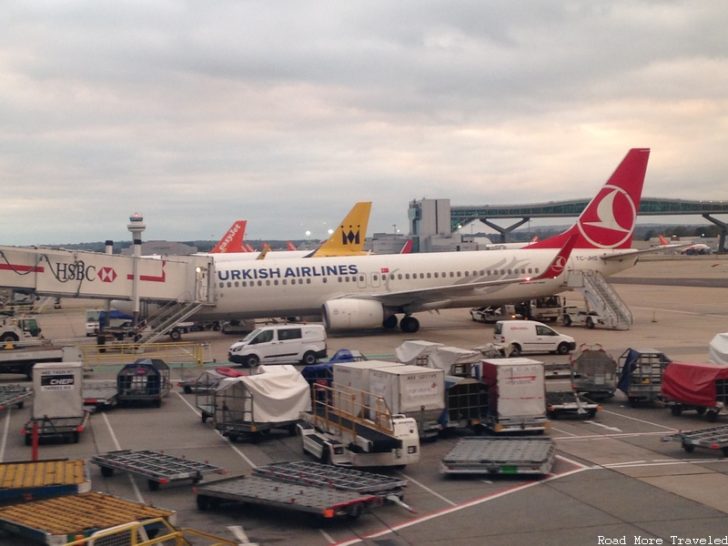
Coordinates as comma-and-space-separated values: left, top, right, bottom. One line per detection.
287, 241, 297, 251
526, 148, 650, 250
211, 220, 248, 253
532, 233, 577, 280
658, 234, 670, 246
399, 240, 413, 254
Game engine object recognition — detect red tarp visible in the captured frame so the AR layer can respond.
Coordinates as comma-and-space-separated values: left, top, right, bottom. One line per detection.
661, 361, 728, 407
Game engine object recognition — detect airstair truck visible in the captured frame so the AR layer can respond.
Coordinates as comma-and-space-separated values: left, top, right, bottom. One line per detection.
477, 357, 548, 433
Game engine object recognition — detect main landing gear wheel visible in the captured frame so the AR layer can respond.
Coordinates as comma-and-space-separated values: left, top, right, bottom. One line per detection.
400, 316, 419, 333
382, 315, 398, 329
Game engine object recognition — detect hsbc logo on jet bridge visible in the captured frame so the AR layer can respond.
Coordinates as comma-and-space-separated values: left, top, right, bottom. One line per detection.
52, 260, 117, 284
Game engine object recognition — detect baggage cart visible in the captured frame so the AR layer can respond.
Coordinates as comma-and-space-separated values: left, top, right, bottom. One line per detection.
617, 348, 670, 406
23, 413, 90, 445
184, 368, 246, 423
662, 424, 728, 456
546, 390, 599, 419
252, 461, 407, 499
0, 459, 90, 504
82, 380, 118, 411
571, 344, 618, 400
0, 384, 32, 411
90, 449, 225, 491
195, 474, 379, 520
0, 491, 175, 546
662, 361, 728, 422
440, 436, 556, 476
117, 358, 171, 407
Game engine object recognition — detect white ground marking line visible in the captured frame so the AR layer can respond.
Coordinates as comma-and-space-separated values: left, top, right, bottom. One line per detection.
555, 430, 674, 441
598, 409, 678, 430
335, 465, 590, 546
227, 525, 259, 545
174, 390, 257, 469
585, 421, 622, 432
398, 471, 457, 507
319, 529, 336, 544
0, 408, 10, 462
603, 458, 725, 468
555, 454, 592, 469
550, 426, 578, 437
101, 412, 145, 504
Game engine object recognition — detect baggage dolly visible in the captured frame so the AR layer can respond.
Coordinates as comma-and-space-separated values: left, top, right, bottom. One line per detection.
82, 380, 118, 411
90, 449, 225, 490
23, 412, 90, 445
0, 384, 32, 411
253, 461, 407, 500
195, 474, 379, 520
441, 436, 556, 476
663, 424, 728, 456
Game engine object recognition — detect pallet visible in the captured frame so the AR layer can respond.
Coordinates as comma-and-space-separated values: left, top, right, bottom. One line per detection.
441, 436, 556, 476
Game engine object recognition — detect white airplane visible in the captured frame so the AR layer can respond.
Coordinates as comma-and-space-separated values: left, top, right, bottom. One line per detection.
658, 234, 712, 255
194, 148, 650, 333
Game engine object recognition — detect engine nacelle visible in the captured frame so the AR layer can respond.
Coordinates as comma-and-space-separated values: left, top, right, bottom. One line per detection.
322, 299, 385, 331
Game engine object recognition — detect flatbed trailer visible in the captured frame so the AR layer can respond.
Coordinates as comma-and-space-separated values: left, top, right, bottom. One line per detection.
0, 384, 32, 411
546, 390, 599, 419
440, 436, 556, 476
253, 461, 407, 499
196, 474, 379, 519
82, 380, 118, 411
90, 449, 225, 490
23, 412, 90, 445
663, 424, 728, 456
0, 459, 90, 504
0, 491, 175, 546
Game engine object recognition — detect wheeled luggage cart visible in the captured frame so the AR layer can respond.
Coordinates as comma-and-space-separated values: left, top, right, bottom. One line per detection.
617, 348, 670, 406
117, 358, 171, 407
90, 449, 225, 490
571, 344, 617, 400
440, 436, 556, 476
24, 413, 90, 445
663, 424, 728, 456
195, 474, 379, 519
546, 390, 599, 419
82, 380, 118, 411
0, 384, 32, 411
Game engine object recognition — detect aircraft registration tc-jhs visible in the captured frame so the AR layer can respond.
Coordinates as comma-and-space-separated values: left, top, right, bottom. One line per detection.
186, 148, 651, 333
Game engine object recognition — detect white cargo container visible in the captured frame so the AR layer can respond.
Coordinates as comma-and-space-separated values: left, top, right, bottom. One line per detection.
368, 365, 445, 438
332, 360, 401, 417
477, 358, 547, 433
32, 361, 84, 419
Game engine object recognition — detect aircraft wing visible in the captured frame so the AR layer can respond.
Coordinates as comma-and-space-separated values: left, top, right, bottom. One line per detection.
600, 244, 689, 261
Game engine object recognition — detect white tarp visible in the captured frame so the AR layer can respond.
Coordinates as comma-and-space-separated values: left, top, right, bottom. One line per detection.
215, 365, 311, 423
427, 346, 482, 373
395, 340, 444, 365
709, 333, 728, 365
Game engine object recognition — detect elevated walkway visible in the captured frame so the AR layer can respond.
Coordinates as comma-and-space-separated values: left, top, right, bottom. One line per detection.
566, 270, 632, 330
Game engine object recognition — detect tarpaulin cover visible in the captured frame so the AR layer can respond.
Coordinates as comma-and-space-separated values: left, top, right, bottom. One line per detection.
395, 340, 444, 365
216, 365, 311, 423
709, 333, 728, 365
427, 346, 482, 373
661, 361, 728, 407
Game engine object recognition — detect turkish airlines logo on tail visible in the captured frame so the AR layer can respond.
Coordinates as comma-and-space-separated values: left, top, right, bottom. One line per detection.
578, 185, 636, 249
551, 255, 567, 275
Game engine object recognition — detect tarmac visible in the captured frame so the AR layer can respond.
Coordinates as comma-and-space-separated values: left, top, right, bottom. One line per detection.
1, 254, 728, 546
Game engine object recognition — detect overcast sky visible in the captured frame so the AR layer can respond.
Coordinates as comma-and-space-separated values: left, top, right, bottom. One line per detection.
2, 1, 727, 245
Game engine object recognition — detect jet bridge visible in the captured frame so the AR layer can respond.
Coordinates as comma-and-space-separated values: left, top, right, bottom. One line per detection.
0, 245, 215, 306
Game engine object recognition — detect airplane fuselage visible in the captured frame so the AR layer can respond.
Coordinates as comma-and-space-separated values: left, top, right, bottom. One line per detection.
197, 248, 637, 321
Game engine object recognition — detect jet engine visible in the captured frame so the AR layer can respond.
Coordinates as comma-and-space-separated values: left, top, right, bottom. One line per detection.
322, 299, 384, 331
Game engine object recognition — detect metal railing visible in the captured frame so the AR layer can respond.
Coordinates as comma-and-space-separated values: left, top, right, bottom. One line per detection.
79, 341, 210, 370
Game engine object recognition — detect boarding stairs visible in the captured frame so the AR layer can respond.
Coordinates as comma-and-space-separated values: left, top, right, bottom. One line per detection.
566, 270, 632, 330
136, 300, 206, 345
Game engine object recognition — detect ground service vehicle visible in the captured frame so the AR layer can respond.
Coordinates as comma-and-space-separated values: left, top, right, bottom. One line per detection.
562, 307, 606, 329
661, 361, 728, 421
494, 320, 575, 356
0, 316, 42, 343
617, 348, 671, 406
299, 383, 420, 468
228, 323, 327, 367
475, 357, 548, 433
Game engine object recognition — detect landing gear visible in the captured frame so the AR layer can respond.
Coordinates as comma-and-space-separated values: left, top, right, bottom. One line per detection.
382, 315, 398, 329
400, 316, 419, 333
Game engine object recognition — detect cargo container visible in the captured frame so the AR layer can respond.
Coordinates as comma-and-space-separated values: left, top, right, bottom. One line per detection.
477, 358, 547, 433
332, 360, 402, 418
662, 361, 728, 421
368, 364, 445, 438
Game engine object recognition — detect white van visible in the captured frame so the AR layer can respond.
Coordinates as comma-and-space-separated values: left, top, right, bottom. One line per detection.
228, 324, 327, 367
493, 320, 576, 356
